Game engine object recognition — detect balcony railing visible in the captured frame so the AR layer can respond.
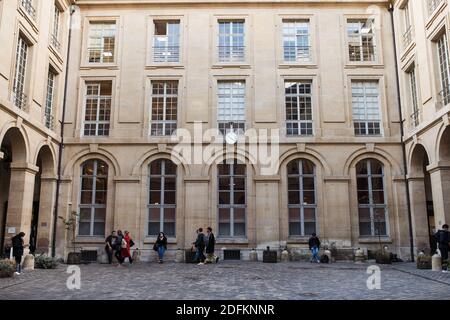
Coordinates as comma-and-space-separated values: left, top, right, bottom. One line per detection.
21, 0, 36, 21
44, 114, 55, 130
218, 46, 245, 62
402, 26, 414, 48
348, 45, 376, 62
50, 34, 61, 51
410, 110, 420, 128
437, 87, 450, 109
88, 47, 114, 63
13, 88, 28, 111
428, 0, 445, 14
283, 46, 311, 62
153, 46, 180, 63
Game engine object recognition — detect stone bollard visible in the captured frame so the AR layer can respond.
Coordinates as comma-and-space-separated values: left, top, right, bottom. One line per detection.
354, 248, 365, 263
132, 248, 141, 263
22, 254, 35, 270
281, 249, 289, 262
324, 249, 332, 263
249, 249, 258, 262
175, 249, 184, 263
100, 251, 109, 264
432, 253, 442, 271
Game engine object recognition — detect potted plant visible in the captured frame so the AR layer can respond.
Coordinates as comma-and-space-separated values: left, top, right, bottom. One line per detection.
58, 211, 81, 264
0, 259, 15, 278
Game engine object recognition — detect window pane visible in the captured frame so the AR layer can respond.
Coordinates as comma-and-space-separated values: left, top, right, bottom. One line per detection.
357, 177, 368, 191
234, 223, 245, 236
359, 222, 372, 236
163, 222, 175, 236
234, 192, 245, 205
304, 208, 315, 221
149, 191, 161, 204
219, 177, 230, 191
78, 222, 91, 236
148, 222, 160, 236
164, 191, 176, 204
219, 192, 230, 204
219, 223, 230, 236
149, 207, 160, 221
303, 191, 315, 205
150, 160, 162, 175
95, 191, 107, 204
96, 161, 108, 176
289, 222, 301, 236
372, 191, 385, 204
93, 222, 105, 236
302, 160, 314, 174
80, 191, 92, 204
234, 207, 245, 222
164, 207, 176, 221
304, 222, 316, 235
94, 208, 106, 221
289, 208, 300, 221
219, 208, 230, 223
150, 178, 162, 191
303, 177, 314, 190
287, 161, 300, 175
288, 177, 300, 191
288, 191, 300, 204
357, 191, 370, 204
370, 160, 383, 175
358, 207, 371, 221
79, 208, 91, 221
234, 178, 245, 191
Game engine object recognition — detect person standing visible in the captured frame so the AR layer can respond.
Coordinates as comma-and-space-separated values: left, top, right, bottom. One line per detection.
308, 232, 321, 263
435, 224, 450, 273
11, 232, 25, 275
205, 227, 219, 264
120, 231, 133, 266
154, 232, 168, 263
115, 230, 124, 265
193, 228, 206, 265
105, 231, 116, 264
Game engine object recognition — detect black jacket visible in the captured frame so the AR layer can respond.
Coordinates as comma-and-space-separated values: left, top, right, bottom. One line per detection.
11, 235, 24, 256
195, 233, 205, 250
308, 236, 321, 250
155, 236, 168, 249
205, 233, 216, 254
435, 230, 450, 247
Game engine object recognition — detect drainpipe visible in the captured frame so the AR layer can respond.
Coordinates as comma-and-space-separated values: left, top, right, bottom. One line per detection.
52, 4, 76, 258
388, 3, 415, 262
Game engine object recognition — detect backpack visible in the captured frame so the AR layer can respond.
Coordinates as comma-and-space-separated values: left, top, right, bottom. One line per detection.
129, 239, 135, 247
320, 254, 329, 264
121, 238, 127, 249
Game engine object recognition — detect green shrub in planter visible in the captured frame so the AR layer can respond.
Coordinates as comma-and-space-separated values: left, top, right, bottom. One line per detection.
375, 249, 392, 264
0, 259, 16, 278
35, 254, 59, 269
416, 253, 432, 269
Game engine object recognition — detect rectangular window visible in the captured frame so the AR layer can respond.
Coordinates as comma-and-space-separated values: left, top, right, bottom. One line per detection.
283, 20, 310, 62
21, 0, 36, 20
51, 4, 61, 50
150, 81, 178, 136
217, 81, 246, 135
218, 21, 245, 62
13, 36, 29, 111
83, 81, 112, 136
402, 1, 413, 48
218, 160, 246, 237
88, 22, 116, 63
347, 19, 376, 62
409, 67, 420, 127
352, 81, 381, 136
285, 81, 313, 136
153, 20, 180, 63
429, 0, 444, 14
45, 69, 56, 129
437, 33, 450, 106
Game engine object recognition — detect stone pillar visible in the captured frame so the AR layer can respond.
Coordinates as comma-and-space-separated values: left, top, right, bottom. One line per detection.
254, 176, 280, 249
36, 175, 57, 254
4, 162, 38, 249
184, 178, 209, 248
428, 164, 450, 228
113, 178, 140, 243
408, 176, 429, 250
54, 178, 72, 258
323, 178, 352, 247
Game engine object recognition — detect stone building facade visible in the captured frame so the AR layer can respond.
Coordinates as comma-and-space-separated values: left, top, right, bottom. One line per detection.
0, 0, 73, 255
392, 0, 450, 254
3, 0, 438, 262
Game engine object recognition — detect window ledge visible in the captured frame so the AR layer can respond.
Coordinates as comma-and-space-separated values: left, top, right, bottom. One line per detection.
287, 237, 310, 244
358, 237, 392, 244
74, 237, 106, 244
146, 64, 184, 69
344, 63, 384, 69
278, 63, 317, 69
212, 63, 251, 69
216, 238, 249, 245
80, 64, 119, 70
144, 237, 177, 244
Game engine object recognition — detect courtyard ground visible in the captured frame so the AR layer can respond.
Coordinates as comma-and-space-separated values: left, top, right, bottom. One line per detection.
0, 261, 449, 300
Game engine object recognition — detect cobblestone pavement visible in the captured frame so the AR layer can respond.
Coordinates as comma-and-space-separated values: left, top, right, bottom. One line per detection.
0, 261, 449, 300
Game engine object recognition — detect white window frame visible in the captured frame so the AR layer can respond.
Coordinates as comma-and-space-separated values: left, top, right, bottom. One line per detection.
217, 81, 246, 135
285, 80, 314, 136
218, 20, 245, 62
87, 22, 116, 64
13, 36, 29, 111
83, 82, 112, 137
351, 81, 382, 136
347, 19, 376, 62
45, 69, 56, 129
150, 80, 178, 136
153, 20, 180, 63
282, 20, 311, 62
437, 33, 450, 106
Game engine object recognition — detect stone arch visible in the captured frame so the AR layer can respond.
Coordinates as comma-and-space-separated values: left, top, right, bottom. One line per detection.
0, 126, 28, 163
278, 147, 332, 176
344, 147, 402, 176
132, 147, 190, 177
34, 144, 57, 176
63, 148, 120, 177
437, 125, 450, 163
408, 143, 430, 177
200, 147, 258, 177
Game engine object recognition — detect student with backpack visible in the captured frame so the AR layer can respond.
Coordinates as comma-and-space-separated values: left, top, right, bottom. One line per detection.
193, 228, 206, 265
435, 224, 450, 273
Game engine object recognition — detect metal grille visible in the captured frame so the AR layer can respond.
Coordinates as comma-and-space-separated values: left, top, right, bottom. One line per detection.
409, 68, 420, 128
437, 33, 450, 108
13, 36, 28, 111
51, 6, 61, 50
403, 26, 413, 48
223, 249, 241, 260
285, 81, 313, 136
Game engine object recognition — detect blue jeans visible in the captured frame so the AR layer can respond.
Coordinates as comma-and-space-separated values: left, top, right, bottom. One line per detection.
157, 246, 165, 260
193, 248, 205, 263
311, 246, 320, 262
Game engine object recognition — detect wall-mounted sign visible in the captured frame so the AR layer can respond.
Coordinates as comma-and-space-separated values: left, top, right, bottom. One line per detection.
7, 227, 16, 234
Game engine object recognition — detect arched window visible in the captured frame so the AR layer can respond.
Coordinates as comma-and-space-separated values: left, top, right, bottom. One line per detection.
356, 159, 388, 236
218, 159, 246, 237
148, 159, 177, 236
79, 159, 108, 236
287, 159, 316, 236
